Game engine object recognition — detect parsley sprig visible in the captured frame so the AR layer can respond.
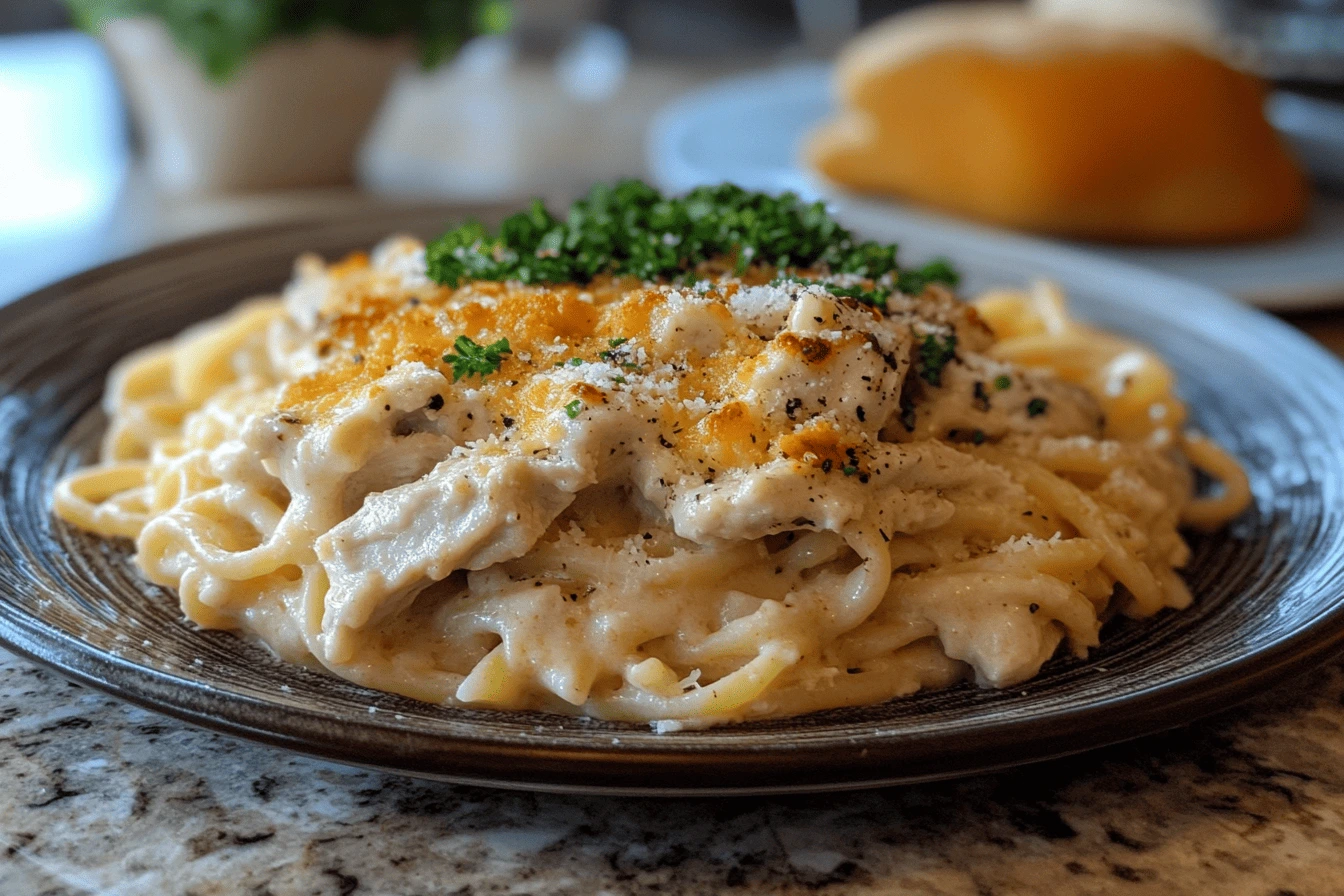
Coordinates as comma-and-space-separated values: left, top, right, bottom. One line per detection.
442, 335, 511, 382
917, 333, 958, 387
426, 180, 955, 289
897, 259, 960, 295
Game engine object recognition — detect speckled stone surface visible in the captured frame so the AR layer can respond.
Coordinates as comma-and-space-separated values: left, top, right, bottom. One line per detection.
2, 647, 1342, 896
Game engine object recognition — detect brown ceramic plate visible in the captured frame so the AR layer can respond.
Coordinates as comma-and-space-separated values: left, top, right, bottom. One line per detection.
3, 207, 1344, 795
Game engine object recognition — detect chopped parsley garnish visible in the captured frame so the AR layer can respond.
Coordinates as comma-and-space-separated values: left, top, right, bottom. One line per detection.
899, 399, 917, 432
994, 374, 1012, 391
564, 399, 583, 419
425, 180, 956, 288
442, 335, 511, 382
598, 339, 629, 362
971, 429, 986, 445
569, 357, 583, 367
842, 465, 859, 476
916, 332, 958, 387
1027, 397, 1049, 417
896, 258, 960, 295
827, 283, 890, 309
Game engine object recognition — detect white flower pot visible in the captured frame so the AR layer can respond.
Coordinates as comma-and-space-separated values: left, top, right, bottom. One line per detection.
101, 18, 412, 195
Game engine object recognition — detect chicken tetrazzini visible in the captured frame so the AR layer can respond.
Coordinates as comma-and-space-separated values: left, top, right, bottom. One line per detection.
54, 183, 1249, 729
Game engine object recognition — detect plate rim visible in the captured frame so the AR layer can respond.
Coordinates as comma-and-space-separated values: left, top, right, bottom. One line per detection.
2, 208, 1344, 795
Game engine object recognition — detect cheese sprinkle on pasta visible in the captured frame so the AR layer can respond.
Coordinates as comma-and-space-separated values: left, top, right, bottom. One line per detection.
53, 192, 1249, 729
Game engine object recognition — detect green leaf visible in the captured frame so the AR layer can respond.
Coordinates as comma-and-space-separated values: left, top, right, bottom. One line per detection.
916, 332, 958, 387
897, 258, 961, 296
63, 0, 508, 81
442, 335, 511, 382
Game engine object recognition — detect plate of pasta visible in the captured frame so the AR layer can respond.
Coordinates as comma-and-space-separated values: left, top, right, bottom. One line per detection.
3, 184, 1344, 794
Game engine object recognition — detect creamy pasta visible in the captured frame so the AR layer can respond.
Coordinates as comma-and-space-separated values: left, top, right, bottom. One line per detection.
53, 233, 1248, 730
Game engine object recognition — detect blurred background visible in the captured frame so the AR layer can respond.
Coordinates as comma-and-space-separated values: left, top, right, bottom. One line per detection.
2, 0, 1342, 310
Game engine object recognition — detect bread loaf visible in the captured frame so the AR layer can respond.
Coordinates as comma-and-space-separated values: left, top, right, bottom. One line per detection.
806, 3, 1308, 244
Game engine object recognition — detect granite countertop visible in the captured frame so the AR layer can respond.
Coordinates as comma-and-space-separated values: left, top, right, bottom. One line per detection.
1, 647, 1341, 895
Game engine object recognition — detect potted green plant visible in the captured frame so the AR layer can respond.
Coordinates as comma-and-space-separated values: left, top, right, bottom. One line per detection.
68, 0, 510, 194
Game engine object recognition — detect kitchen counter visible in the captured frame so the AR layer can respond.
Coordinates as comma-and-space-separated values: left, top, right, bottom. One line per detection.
3, 644, 1344, 894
